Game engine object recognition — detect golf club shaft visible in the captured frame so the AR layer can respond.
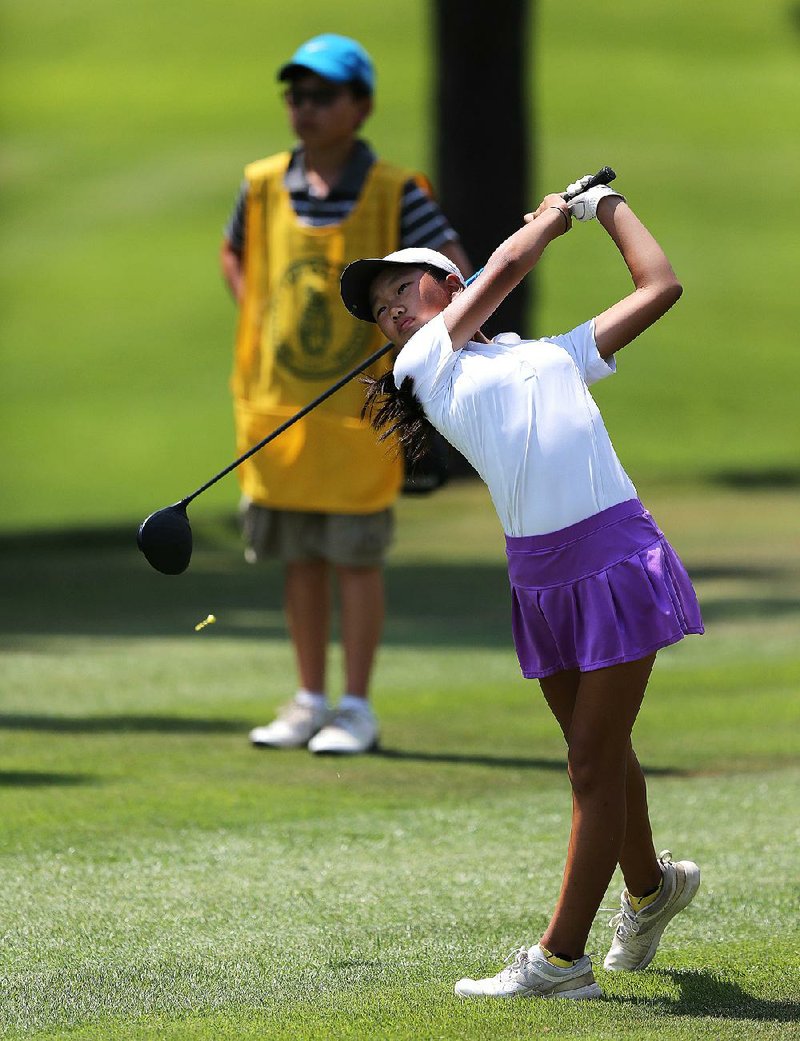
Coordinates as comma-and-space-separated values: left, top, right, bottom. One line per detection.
179, 266, 484, 507
179, 166, 615, 508
180, 339, 395, 506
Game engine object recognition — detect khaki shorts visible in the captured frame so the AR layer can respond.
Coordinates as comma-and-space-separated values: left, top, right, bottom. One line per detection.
241, 502, 395, 567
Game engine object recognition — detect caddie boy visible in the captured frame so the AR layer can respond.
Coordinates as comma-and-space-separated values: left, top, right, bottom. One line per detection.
219, 34, 470, 756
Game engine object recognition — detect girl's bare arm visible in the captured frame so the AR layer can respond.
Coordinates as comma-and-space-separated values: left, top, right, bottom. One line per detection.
442, 195, 570, 351
592, 198, 682, 359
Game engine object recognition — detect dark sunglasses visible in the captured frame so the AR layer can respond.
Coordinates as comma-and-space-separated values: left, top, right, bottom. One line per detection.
283, 85, 346, 108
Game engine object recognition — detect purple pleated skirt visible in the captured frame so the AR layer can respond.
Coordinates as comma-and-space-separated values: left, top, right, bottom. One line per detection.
505, 499, 704, 679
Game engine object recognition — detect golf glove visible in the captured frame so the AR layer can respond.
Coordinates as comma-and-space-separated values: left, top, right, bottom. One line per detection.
568, 184, 626, 222
564, 173, 598, 198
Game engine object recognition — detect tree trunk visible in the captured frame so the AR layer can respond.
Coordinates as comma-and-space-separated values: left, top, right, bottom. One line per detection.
432, 0, 532, 337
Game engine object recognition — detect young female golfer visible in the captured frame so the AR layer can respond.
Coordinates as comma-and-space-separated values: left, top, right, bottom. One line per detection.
339, 177, 703, 999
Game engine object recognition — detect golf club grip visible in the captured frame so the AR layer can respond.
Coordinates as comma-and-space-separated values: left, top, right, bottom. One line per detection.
562, 166, 616, 201
465, 166, 617, 285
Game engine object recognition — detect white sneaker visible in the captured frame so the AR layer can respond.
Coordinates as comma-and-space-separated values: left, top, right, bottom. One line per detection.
249, 697, 329, 749
604, 851, 701, 971
455, 944, 602, 1000
307, 705, 379, 755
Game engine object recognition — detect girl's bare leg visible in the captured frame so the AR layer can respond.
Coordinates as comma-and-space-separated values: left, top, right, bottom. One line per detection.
618, 745, 662, 897
537, 655, 659, 958
541, 671, 662, 900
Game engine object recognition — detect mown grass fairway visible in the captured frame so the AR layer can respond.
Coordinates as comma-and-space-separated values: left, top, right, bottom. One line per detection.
2, 0, 799, 1037
2, 480, 799, 1039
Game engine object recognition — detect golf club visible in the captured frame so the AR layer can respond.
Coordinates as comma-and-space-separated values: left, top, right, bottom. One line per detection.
137, 166, 616, 575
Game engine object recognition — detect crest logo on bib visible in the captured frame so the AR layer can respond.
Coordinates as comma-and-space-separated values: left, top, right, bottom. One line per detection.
271, 257, 373, 380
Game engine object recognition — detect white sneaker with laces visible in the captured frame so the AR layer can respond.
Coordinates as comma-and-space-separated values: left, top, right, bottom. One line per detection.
454, 944, 602, 1000
604, 850, 701, 972
307, 705, 379, 755
249, 697, 329, 749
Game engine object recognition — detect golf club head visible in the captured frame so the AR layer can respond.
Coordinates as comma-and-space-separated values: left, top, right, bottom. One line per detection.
137, 502, 193, 575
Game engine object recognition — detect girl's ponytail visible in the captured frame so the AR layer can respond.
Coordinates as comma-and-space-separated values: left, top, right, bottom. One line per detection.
361, 370, 438, 466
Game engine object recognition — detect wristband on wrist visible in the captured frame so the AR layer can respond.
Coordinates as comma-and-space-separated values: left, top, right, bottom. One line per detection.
549, 206, 571, 232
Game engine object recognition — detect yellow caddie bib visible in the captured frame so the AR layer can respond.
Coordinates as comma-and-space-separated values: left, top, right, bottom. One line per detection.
231, 152, 420, 513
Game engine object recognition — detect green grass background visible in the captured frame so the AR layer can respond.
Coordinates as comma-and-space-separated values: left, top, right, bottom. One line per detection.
2, 0, 799, 530
2, 1, 800, 1038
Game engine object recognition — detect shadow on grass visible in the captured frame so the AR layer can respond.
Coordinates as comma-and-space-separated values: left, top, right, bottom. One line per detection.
0, 714, 247, 734
0, 517, 798, 645
619, 968, 799, 1022
698, 597, 800, 623
683, 563, 800, 624
375, 747, 686, 776
0, 770, 96, 787
0, 522, 514, 647
708, 466, 800, 489
0, 719, 685, 777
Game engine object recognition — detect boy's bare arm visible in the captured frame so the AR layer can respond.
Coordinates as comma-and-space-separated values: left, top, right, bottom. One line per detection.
220, 238, 244, 303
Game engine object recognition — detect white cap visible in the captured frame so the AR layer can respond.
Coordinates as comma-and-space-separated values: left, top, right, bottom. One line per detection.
340, 247, 465, 322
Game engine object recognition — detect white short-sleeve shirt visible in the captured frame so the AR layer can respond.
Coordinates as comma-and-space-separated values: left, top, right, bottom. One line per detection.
393, 313, 637, 536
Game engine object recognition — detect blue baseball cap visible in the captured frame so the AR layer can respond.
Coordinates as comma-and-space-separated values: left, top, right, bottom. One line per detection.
277, 34, 375, 94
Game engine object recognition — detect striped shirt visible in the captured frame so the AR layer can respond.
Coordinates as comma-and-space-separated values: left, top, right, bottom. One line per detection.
225, 141, 459, 257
